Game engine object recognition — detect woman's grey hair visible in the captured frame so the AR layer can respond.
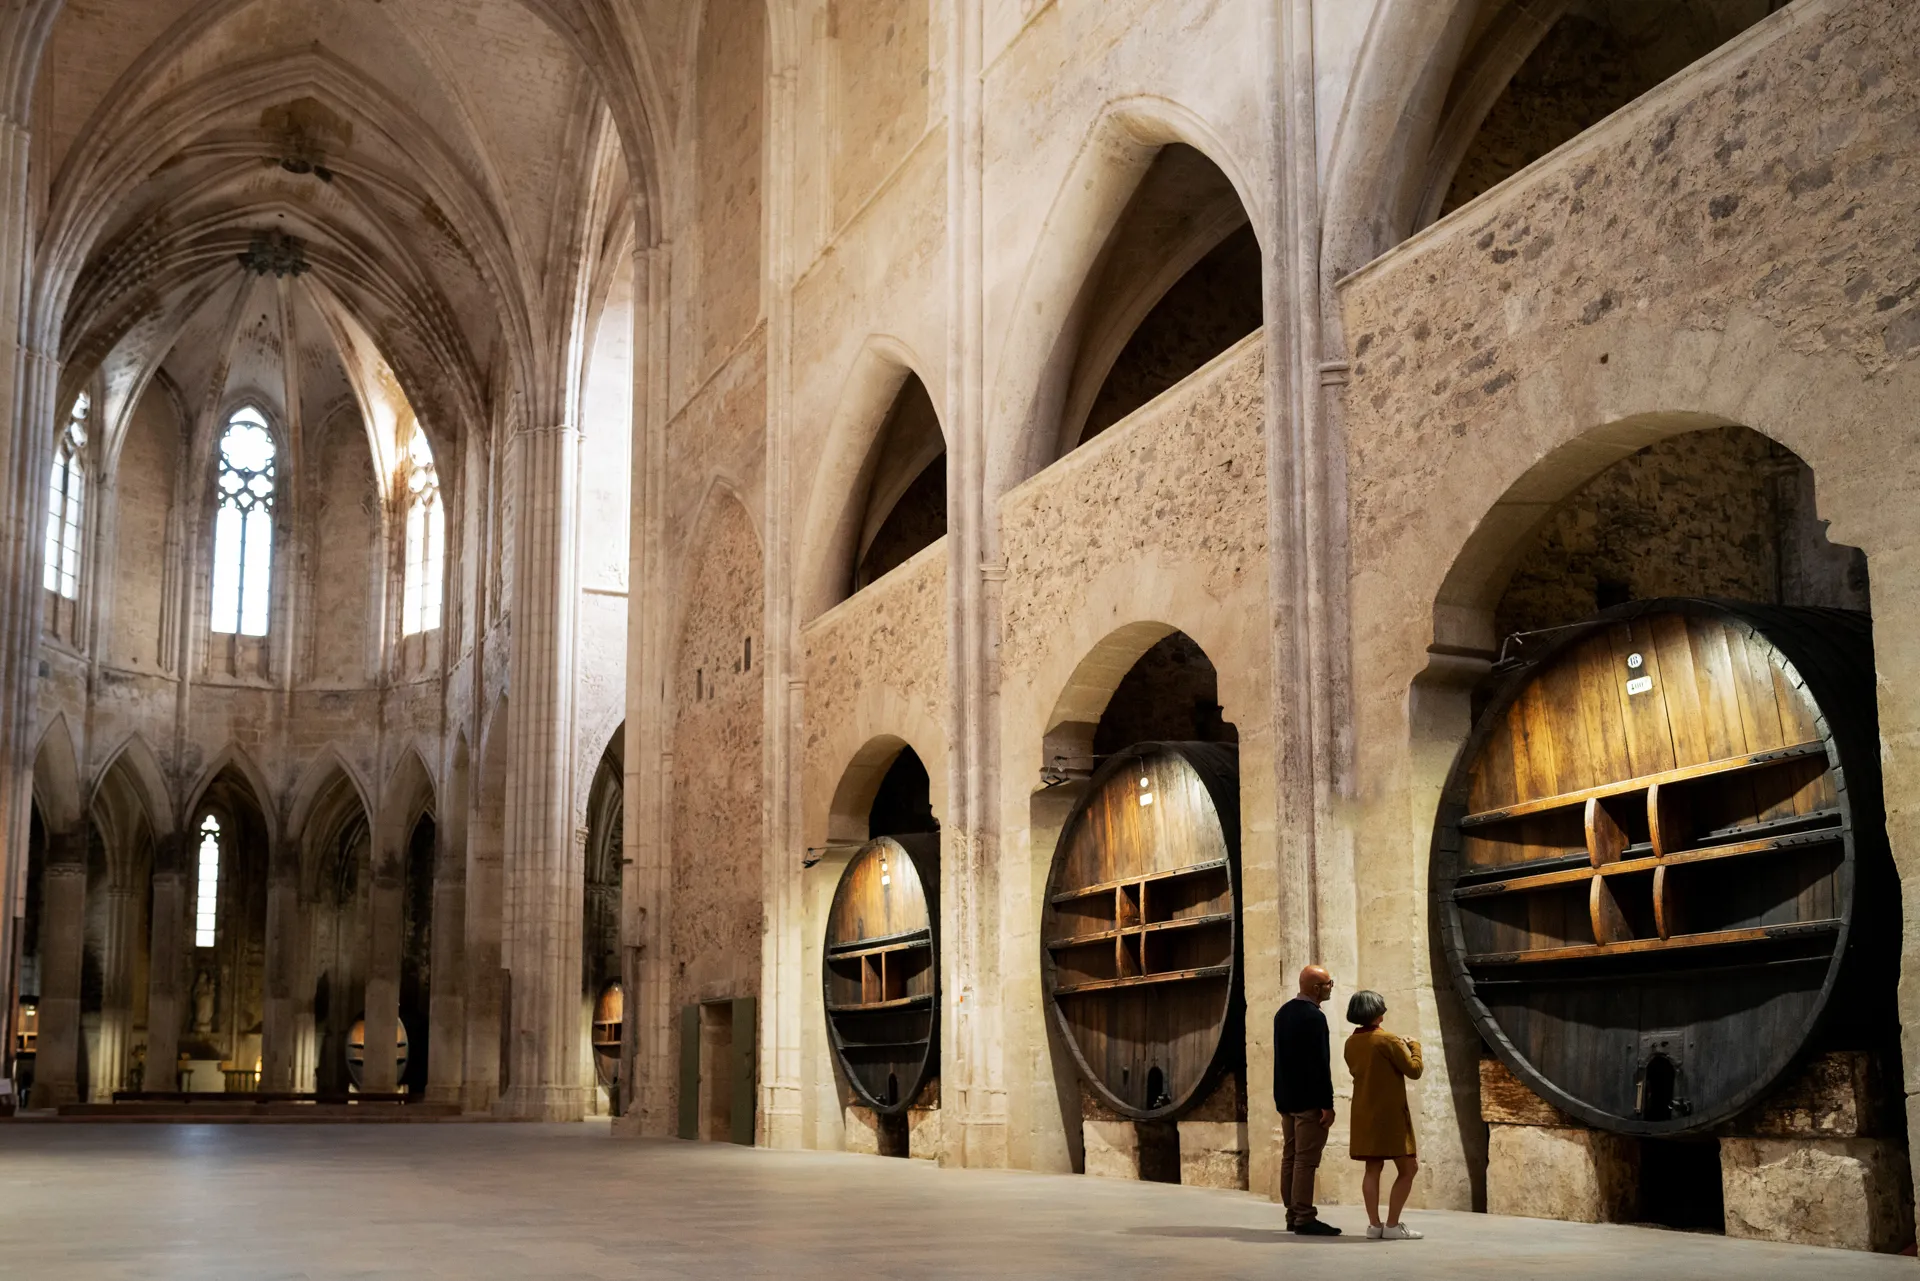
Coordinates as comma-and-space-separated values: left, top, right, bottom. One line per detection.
1346, 989, 1388, 1026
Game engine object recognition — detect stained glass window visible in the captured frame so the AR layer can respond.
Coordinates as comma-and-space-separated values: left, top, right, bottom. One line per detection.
210, 407, 275, 636
44, 393, 88, 599
195, 814, 221, 948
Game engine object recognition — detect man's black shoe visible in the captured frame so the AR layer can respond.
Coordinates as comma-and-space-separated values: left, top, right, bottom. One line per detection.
1293, 1219, 1342, 1236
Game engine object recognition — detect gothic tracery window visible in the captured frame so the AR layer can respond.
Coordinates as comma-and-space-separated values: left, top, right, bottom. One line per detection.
210, 407, 276, 636
195, 814, 221, 948
401, 428, 444, 636
44, 393, 88, 600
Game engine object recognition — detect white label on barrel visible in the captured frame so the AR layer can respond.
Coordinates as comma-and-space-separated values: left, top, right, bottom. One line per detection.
1139, 792, 1154, 806
1626, 676, 1653, 696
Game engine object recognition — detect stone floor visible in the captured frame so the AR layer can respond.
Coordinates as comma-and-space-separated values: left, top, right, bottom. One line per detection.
0, 1122, 1911, 1279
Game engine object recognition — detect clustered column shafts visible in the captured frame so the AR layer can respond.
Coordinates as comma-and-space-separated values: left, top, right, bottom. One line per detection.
500, 422, 587, 1121
0, 112, 45, 1076
30, 830, 87, 1107
622, 243, 673, 1138
143, 835, 186, 1093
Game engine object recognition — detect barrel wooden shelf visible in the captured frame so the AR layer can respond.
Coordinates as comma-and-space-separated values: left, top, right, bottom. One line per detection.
1434, 600, 1890, 1137
822, 833, 939, 1115
1042, 741, 1241, 1121
592, 982, 623, 1092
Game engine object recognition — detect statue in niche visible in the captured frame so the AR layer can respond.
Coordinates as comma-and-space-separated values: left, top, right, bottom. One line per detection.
191, 967, 216, 1035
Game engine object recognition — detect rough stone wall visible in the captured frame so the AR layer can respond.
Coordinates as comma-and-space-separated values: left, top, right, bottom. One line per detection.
832, 0, 931, 230
1336, 0, 1920, 1212
1081, 226, 1263, 445
669, 494, 766, 1029
1442, 15, 1651, 217
665, 343, 767, 562
303, 411, 376, 688
1090, 632, 1235, 760
694, 0, 766, 380
802, 543, 949, 843
105, 387, 176, 673
1001, 335, 1268, 680
1492, 425, 1864, 638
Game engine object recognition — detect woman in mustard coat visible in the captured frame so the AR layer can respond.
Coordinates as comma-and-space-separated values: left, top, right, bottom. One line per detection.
1343, 990, 1424, 1240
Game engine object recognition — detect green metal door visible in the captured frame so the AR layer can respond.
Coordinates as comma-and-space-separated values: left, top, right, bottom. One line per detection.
730, 997, 756, 1146
677, 1004, 698, 1139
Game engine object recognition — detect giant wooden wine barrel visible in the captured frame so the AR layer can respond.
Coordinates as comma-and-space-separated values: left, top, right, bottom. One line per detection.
1043, 742, 1240, 1120
1436, 600, 1889, 1136
823, 834, 939, 1114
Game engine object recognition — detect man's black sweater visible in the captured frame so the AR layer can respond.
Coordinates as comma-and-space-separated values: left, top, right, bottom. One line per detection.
1273, 997, 1333, 1113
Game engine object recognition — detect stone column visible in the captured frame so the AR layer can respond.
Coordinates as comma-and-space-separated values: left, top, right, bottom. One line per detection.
425, 833, 467, 1105
621, 246, 673, 1137
460, 818, 504, 1112
361, 846, 402, 1094
258, 857, 300, 1092
144, 835, 187, 1092
0, 111, 57, 1080
499, 422, 585, 1121
943, 0, 1009, 1169
92, 884, 139, 1098
33, 829, 87, 1107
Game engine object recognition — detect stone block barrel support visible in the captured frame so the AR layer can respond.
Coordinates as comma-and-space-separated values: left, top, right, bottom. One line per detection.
499, 422, 586, 1121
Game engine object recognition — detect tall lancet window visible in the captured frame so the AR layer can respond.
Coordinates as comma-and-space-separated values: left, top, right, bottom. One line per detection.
44, 393, 88, 600
210, 407, 276, 636
401, 428, 444, 635
195, 814, 221, 948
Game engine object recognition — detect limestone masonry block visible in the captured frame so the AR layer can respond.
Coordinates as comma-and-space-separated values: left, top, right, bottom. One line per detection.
1177, 1121, 1249, 1190
1721, 1137, 1914, 1253
1081, 1120, 1140, 1181
909, 1106, 942, 1162
841, 1105, 882, 1156
1486, 1124, 1638, 1224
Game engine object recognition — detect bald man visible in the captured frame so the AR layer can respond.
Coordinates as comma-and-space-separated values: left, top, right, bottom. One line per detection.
1274, 964, 1340, 1235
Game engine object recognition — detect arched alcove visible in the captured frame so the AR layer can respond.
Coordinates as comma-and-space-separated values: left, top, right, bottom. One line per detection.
83, 753, 159, 1100
796, 343, 947, 621
1061, 146, 1261, 452
1417, 0, 1791, 230
851, 374, 946, 595
1416, 418, 1892, 1230
185, 764, 274, 1087
298, 766, 372, 1097
1055, 145, 1261, 456
1035, 626, 1248, 1188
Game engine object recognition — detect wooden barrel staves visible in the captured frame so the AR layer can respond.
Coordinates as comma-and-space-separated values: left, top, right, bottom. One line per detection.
1043, 742, 1241, 1121
1436, 600, 1889, 1136
822, 834, 939, 1114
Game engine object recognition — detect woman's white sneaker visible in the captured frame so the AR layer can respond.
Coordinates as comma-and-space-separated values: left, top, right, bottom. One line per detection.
1365, 1225, 1384, 1239
1380, 1223, 1423, 1240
